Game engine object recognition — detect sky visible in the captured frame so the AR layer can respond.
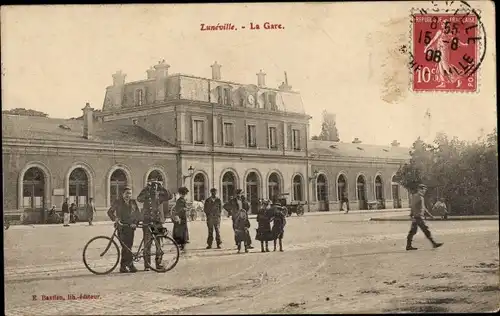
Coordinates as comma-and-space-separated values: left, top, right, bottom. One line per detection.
1, 2, 497, 147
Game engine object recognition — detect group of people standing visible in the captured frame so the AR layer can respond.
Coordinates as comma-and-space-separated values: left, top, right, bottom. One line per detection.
201, 188, 287, 253
106, 180, 191, 273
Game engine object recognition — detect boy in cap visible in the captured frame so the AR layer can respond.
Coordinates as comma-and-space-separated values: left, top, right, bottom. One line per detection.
406, 184, 444, 251
234, 208, 251, 253
204, 188, 222, 249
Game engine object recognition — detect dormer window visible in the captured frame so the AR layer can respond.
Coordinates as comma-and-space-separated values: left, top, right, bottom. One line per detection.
218, 86, 231, 106
135, 89, 144, 106
268, 93, 277, 111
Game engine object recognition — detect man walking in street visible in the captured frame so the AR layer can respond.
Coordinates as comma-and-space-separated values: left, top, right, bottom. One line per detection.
204, 188, 222, 249
406, 184, 444, 251
86, 198, 97, 226
107, 186, 141, 273
137, 179, 172, 271
62, 198, 70, 227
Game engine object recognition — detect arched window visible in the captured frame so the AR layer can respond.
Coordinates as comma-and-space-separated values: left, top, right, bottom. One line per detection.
147, 170, 164, 186
268, 172, 281, 200
337, 174, 347, 201
193, 173, 206, 202
69, 168, 89, 208
357, 175, 367, 210
293, 175, 303, 201
222, 172, 237, 203
23, 167, 45, 210
316, 174, 328, 201
375, 175, 384, 200
110, 169, 128, 203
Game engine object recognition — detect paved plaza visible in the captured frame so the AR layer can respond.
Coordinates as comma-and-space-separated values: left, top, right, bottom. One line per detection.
4, 210, 499, 315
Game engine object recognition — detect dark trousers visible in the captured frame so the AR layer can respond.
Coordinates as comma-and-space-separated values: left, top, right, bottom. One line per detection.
407, 216, 434, 244
143, 225, 161, 268
119, 226, 135, 267
206, 217, 222, 246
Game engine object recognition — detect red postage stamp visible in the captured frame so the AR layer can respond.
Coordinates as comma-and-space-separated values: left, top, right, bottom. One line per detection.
412, 13, 479, 92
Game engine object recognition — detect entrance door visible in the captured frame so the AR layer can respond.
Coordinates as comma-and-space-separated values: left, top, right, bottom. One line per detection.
392, 184, 401, 209
357, 176, 368, 210
246, 171, 260, 214
316, 174, 329, 211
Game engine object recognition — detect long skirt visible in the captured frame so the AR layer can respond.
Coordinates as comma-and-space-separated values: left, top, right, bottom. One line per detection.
63, 213, 70, 225
173, 222, 188, 246
256, 222, 273, 242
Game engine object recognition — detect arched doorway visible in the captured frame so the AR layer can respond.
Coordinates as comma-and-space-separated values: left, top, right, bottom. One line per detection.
193, 173, 206, 202
23, 167, 45, 212
222, 171, 237, 203
268, 172, 281, 201
337, 174, 347, 204
375, 175, 385, 209
316, 174, 329, 211
391, 176, 402, 209
246, 172, 260, 214
357, 175, 368, 210
69, 168, 89, 214
293, 175, 304, 201
110, 169, 128, 204
147, 170, 164, 186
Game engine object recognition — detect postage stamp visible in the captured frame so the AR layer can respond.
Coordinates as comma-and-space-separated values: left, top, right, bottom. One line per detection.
411, 13, 479, 92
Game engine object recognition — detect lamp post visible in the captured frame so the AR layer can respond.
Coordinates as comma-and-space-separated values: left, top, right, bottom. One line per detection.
183, 166, 195, 183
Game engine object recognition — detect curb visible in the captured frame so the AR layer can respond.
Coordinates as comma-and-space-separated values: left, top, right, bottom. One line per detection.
369, 216, 499, 222
5, 209, 410, 230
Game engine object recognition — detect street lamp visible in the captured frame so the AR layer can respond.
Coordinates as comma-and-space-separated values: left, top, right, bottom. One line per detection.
183, 166, 195, 182
309, 170, 319, 181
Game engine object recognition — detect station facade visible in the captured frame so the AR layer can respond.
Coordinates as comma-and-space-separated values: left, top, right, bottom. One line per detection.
2, 61, 410, 222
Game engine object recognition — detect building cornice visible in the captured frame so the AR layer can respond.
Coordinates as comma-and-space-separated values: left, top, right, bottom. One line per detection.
2, 138, 178, 155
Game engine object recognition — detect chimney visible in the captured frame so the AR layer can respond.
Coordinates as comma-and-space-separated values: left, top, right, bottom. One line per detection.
352, 137, 362, 144
112, 70, 126, 86
82, 102, 94, 139
257, 69, 266, 87
154, 59, 170, 79
146, 67, 156, 79
211, 61, 222, 80
391, 140, 400, 147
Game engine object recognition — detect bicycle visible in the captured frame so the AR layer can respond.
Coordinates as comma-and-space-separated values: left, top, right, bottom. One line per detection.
82, 221, 180, 275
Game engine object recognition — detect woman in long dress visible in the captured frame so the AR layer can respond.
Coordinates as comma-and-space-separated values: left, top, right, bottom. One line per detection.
172, 187, 189, 251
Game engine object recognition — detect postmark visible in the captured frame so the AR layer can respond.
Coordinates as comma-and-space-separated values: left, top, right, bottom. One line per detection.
406, 1, 487, 93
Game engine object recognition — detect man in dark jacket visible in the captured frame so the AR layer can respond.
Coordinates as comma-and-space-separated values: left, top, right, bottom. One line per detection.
204, 188, 222, 249
62, 198, 70, 227
107, 186, 141, 273
137, 180, 172, 271
406, 184, 444, 251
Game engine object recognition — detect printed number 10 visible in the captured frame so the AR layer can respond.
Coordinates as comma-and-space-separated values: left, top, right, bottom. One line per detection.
416, 67, 432, 83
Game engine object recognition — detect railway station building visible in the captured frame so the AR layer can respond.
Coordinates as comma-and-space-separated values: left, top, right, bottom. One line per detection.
2, 61, 411, 223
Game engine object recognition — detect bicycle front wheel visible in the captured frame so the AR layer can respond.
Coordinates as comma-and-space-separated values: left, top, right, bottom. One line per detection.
146, 235, 180, 273
83, 236, 120, 275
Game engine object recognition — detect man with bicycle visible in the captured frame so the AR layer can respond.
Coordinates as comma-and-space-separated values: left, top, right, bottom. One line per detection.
137, 179, 173, 271
107, 186, 141, 273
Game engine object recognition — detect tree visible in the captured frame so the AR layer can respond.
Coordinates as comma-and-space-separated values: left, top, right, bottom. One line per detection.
395, 129, 498, 215
2, 108, 48, 117
313, 110, 340, 141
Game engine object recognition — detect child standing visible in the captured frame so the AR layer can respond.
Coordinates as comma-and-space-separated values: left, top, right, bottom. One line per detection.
271, 202, 287, 252
234, 209, 251, 253
256, 200, 273, 252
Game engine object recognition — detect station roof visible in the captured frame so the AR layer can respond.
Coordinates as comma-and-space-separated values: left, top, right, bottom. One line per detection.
2, 114, 175, 147
308, 140, 410, 160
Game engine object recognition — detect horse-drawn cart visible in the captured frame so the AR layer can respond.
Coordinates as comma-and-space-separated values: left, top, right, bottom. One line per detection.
276, 193, 306, 217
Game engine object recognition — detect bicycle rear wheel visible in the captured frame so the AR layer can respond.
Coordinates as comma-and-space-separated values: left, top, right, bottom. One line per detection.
146, 235, 180, 273
83, 236, 120, 275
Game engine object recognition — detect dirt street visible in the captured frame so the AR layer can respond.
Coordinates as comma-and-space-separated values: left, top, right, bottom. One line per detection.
4, 213, 499, 315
